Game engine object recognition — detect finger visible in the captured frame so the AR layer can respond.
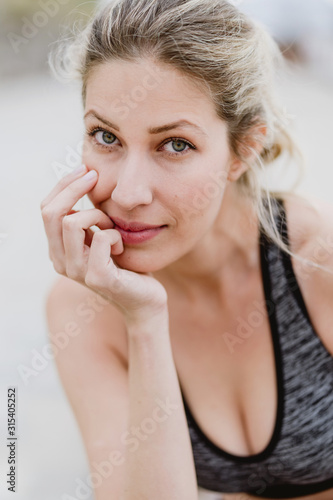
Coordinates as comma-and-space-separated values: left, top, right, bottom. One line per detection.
85, 230, 125, 286
43, 169, 98, 219
66, 210, 91, 241
65, 210, 93, 243
63, 210, 115, 279
40, 165, 88, 210
41, 171, 99, 269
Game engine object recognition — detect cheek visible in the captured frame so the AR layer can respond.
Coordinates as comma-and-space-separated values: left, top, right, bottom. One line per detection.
86, 173, 116, 207
82, 138, 96, 166
174, 167, 227, 226
82, 142, 114, 203
82, 139, 111, 174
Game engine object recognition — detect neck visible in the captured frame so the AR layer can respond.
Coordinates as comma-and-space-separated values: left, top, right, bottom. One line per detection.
152, 182, 260, 303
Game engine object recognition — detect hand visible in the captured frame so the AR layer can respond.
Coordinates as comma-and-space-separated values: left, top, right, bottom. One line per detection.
40, 166, 168, 324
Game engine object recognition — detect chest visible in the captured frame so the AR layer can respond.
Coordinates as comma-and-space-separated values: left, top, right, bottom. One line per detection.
165, 287, 333, 499
160, 257, 333, 498
168, 290, 279, 457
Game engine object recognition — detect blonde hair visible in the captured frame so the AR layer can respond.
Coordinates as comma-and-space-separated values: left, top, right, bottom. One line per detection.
49, 0, 332, 274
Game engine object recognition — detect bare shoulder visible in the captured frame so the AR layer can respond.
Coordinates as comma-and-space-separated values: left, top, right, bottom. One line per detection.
283, 192, 333, 356
281, 192, 333, 253
283, 191, 333, 268
45, 275, 129, 366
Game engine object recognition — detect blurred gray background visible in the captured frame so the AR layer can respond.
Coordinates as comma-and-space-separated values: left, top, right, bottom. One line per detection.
0, 1, 332, 499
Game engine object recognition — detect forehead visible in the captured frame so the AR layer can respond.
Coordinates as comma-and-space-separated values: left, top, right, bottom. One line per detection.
84, 58, 219, 124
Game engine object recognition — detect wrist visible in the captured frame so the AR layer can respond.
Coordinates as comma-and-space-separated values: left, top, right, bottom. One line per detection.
125, 306, 169, 338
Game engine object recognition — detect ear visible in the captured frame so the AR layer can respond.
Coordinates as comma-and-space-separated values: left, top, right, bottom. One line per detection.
227, 124, 267, 182
227, 157, 250, 182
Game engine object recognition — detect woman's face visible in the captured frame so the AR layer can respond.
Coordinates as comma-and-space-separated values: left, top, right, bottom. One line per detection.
83, 58, 244, 273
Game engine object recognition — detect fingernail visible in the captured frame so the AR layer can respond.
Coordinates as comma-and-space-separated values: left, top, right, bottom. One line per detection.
73, 164, 87, 175
83, 170, 98, 181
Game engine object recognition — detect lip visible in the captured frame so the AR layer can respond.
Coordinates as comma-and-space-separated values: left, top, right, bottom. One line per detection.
113, 224, 166, 244
111, 217, 165, 232
110, 217, 167, 245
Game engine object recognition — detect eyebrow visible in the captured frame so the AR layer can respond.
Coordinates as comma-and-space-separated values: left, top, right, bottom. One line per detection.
84, 110, 208, 137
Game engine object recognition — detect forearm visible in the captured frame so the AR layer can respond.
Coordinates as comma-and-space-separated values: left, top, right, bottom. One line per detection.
123, 312, 199, 500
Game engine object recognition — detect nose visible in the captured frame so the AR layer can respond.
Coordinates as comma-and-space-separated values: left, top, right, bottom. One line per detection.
110, 155, 153, 210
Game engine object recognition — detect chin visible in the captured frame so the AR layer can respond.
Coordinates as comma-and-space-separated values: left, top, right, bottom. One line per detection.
112, 249, 169, 274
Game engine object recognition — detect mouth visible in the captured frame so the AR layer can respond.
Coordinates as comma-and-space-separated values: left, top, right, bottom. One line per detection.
110, 217, 167, 245
110, 217, 167, 232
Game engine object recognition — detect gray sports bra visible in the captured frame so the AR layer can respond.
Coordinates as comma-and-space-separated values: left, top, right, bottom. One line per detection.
179, 197, 333, 498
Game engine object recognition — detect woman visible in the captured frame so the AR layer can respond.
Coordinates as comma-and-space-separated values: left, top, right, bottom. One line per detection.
41, 0, 333, 498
